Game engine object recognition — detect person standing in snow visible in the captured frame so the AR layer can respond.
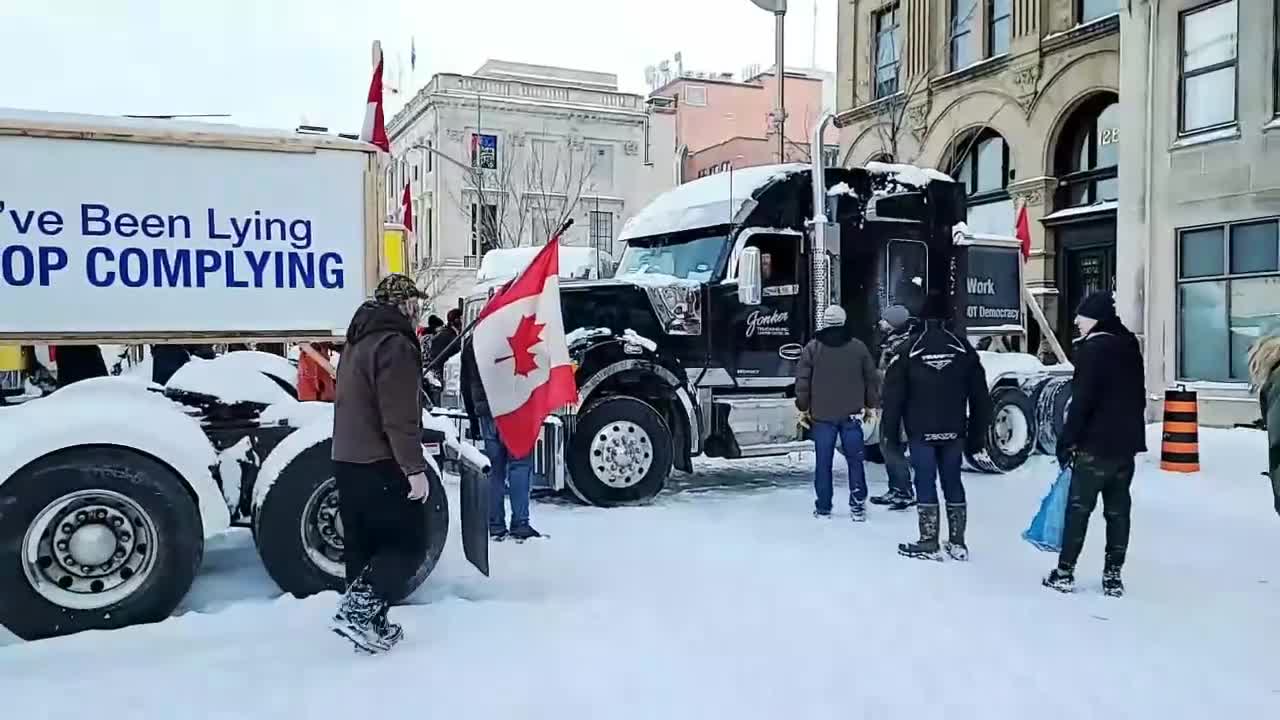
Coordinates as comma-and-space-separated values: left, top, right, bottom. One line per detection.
870, 305, 918, 511
881, 296, 991, 561
1043, 291, 1146, 597
461, 334, 541, 541
424, 309, 463, 406
794, 305, 881, 521
330, 273, 431, 653
1247, 326, 1280, 518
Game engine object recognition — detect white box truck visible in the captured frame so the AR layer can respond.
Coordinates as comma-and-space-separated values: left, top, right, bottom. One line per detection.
0, 110, 488, 641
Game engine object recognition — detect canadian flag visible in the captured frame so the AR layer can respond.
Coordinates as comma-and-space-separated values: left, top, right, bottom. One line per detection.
361, 45, 390, 153
472, 241, 578, 458
1015, 203, 1032, 261
401, 182, 414, 232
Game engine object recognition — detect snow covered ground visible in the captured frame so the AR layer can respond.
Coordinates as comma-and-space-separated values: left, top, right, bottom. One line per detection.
1, 427, 1278, 718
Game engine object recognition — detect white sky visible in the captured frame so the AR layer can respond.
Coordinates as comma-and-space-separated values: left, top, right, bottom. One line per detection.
2, 0, 837, 132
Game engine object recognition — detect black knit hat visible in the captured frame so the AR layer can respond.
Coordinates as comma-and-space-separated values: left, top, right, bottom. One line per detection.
1076, 290, 1116, 321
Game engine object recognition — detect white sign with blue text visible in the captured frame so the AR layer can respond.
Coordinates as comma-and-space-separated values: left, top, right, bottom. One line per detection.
0, 134, 368, 335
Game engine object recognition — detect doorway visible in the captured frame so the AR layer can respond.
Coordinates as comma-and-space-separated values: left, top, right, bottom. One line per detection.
1054, 218, 1116, 352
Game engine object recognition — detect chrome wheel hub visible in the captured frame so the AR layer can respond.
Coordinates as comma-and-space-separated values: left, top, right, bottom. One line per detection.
22, 490, 158, 610
301, 479, 344, 579
589, 421, 654, 489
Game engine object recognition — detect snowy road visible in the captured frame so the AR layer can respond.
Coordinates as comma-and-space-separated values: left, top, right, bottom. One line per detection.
1, 428, 1278, 719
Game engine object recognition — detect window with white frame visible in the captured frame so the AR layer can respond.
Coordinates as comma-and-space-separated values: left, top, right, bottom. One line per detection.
589, 211, 612, 253
1079, 0, 1118, 24
685, 85, 707, 107
950, 0, 978, 71
874, 4, 902, 98
1177, 218, 1280, 382
1179, 0, 1238, 135
470, 202, 497, 256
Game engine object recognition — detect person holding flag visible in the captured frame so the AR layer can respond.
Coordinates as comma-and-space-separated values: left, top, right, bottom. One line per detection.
461, 232, 578, 542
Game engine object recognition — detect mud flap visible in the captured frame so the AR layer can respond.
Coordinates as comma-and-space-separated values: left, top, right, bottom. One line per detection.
459, 462, 490, 577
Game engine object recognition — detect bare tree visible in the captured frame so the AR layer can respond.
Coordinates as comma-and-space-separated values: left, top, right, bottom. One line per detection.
525, 135, 597, 246
452, 140, 528, 254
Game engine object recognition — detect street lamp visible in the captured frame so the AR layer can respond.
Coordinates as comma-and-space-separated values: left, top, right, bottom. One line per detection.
748, 0, 787, 164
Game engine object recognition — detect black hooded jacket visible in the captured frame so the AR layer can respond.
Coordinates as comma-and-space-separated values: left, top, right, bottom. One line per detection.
332, 301, 426, 476
1058, 315, 1147, 459
881, 321, 991, 445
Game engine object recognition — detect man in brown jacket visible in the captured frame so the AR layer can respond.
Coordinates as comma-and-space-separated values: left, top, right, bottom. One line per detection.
330, 273, 429, 654
795, 305, 881, 521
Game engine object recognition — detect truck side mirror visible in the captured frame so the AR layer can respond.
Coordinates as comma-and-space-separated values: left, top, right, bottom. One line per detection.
738, 246, 763, 306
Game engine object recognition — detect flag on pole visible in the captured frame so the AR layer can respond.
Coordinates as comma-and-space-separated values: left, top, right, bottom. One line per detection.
472, 240, 578, 458
361, 44, 390, 152
402, 182, 414, 233
1015, 203, 1032, 261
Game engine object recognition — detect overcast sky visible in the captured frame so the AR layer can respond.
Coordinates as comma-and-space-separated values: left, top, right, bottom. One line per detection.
3, 0, 837, 131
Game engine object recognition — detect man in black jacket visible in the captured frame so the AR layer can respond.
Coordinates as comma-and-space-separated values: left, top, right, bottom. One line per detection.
870, 305, 918, 510
881, 307, 991, 561
1044, 291, 1146, 597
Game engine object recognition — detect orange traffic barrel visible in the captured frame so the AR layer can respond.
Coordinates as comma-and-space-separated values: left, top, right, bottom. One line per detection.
1160, 387, 1200, 472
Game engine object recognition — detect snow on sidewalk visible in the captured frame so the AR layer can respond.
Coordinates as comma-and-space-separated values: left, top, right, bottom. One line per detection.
0, 429, 1277, 719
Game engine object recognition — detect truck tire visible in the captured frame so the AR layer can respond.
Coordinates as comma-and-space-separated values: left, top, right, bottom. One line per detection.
0, 446, 203, 641
253, 439, 448, 601
1037, 379, 1072, 456
567, 396, 672, 507
966, 386, 1037, 474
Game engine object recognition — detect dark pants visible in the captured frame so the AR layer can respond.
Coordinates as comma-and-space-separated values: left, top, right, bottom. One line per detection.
1058, 451, 1135, 570
908, 439, 965, 505
812, 417, 867, 512
882, 430, 913, 496
335, 460, 427, 603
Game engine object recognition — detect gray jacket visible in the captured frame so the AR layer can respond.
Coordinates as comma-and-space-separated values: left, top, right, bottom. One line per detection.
794, 325, 881, 422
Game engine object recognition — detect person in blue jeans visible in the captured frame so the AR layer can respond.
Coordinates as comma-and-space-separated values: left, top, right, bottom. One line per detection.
461, 338, 541, 541
794, 305, 882, 521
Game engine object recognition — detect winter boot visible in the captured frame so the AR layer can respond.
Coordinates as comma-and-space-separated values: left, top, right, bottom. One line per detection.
1102, 562, 1125, 598
371, 605, 404, 650
898, 505, 943, 561
849, 501, 867, 523
813, 509, 832, 518
869, 490, 898, 506
888, 489, 917, 512
1042, 564, 1076, 593
944, 503, 968, 561
331, 575, 391, 653
509, 524, 543, 543
489, 527, 509, 542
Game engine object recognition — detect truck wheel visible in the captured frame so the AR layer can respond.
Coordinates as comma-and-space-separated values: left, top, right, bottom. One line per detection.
253, 439, 448, 601
567, 396, 672, 507
0, 447, 203, 641
1036, 379, 1072, 456
966, 387, 1037, 474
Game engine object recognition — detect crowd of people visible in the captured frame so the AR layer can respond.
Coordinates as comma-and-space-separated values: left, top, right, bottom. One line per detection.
794, 290, 1151, 597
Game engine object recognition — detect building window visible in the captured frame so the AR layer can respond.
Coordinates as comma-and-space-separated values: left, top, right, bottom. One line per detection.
471, 133, 498, 169
874, 4, 902, 98
685, 85, 708, 107
947, 129, 1015, 235
950, 0, 977, 70
1179, 0, 1238, 135
1054, 94, 1119, 208
987, 0, 1011, 57
425, 140, 433, 173
424, 208, 432, 260
470, 202, 497, 256
822, 146, 840, 168
589, 211, 613, 253
1177, 218, 1280, 382
1079, 0, 1118, 24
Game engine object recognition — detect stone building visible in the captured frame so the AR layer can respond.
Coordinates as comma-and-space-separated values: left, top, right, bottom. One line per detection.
1120, 0, 1276, 426
835, 0, 1120, 350
386, 60, 677, 313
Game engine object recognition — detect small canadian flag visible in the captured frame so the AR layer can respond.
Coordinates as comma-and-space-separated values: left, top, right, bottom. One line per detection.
472, 240, 578, 457
360, 44, 390, 153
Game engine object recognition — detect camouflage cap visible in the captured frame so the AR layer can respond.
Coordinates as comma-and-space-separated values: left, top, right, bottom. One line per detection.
374, 273, 426, 304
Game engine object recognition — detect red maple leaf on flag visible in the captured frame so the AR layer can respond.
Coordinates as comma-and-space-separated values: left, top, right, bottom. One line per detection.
506, 314, 545, 377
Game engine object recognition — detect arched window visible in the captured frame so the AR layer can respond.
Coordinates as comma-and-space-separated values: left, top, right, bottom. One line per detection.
1054, 94, 1119, 208
945, 129, 1015, 235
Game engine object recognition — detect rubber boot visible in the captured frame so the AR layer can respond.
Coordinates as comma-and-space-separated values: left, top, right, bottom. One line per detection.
898, 504, 943, 561
944, 503, 968, 561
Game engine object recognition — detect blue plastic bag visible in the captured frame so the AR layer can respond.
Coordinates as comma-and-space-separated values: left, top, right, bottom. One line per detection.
1022, 467, 1072, 552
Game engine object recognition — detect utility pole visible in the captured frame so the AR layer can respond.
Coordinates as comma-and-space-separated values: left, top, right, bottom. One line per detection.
749, 1, 788, 164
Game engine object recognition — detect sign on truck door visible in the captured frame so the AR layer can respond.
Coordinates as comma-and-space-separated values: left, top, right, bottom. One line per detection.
0, 117, 377, 340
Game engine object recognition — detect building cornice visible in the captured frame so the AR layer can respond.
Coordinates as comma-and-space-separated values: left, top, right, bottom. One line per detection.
1042, 13, 1120, 56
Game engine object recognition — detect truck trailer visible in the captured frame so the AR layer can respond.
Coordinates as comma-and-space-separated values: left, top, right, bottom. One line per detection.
0, 110, 490, 641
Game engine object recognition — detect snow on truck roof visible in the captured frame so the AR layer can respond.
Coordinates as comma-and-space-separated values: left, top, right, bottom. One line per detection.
619, 161, 956, 242
475, 245, 604, 283
0, 107, 376, 153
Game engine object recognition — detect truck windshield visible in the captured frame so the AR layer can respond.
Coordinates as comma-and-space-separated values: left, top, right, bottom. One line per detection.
615, 234, 726, 282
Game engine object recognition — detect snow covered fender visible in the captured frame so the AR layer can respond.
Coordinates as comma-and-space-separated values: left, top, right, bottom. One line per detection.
0, 377, 230, 538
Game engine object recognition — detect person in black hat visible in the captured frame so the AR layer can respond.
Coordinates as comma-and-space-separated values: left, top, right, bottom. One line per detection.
1043, 290, 1146, 598
870, 304, 918, 510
